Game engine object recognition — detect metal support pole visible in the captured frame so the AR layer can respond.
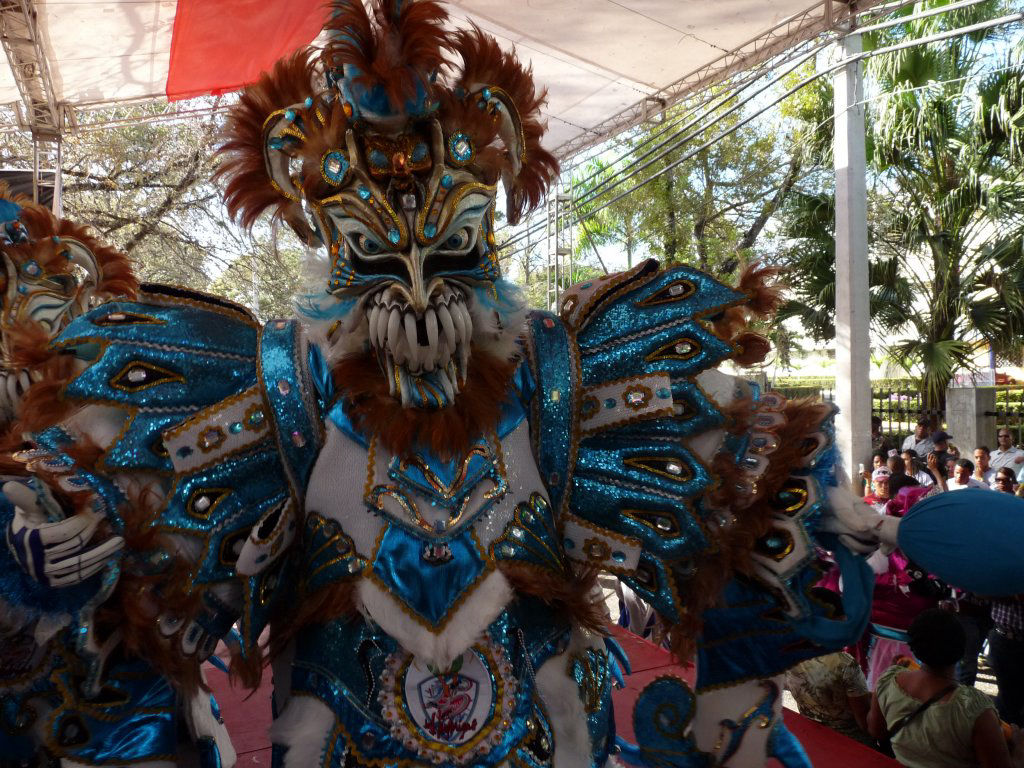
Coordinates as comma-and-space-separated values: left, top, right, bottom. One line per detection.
52, 138, 61, 216
833, 27, 872, 482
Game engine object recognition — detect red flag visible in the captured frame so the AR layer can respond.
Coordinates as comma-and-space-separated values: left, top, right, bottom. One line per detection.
166, 0, 327, 101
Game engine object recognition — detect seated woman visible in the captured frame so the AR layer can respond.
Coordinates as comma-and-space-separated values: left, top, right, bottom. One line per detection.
869, 608, 1024, 768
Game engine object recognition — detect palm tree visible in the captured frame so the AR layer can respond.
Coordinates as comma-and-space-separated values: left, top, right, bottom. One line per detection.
866, 0, 1024, 408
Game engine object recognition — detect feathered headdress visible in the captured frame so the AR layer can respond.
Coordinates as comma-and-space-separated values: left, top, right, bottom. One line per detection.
216, 0, 558, 246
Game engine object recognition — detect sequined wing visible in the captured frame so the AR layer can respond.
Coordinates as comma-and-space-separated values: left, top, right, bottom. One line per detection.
7, 284, 328, 667
525, 259, 748, 625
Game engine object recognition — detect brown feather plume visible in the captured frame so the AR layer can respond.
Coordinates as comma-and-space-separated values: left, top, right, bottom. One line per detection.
449, 27, 559, 224
0, 186, 137, 301
667, 397, 832, 661
215, 49, 318, 237
323, 0, 450, 109
333, 347, 519, 461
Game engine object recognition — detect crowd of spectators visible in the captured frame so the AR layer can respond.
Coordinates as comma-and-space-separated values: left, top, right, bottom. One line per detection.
784, 421, 1024, 765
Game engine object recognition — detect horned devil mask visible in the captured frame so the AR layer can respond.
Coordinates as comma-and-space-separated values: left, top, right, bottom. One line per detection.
218, 0, 558, 409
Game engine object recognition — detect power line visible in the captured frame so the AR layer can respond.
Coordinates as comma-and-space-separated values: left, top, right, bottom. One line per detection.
499, 7, 1024, 261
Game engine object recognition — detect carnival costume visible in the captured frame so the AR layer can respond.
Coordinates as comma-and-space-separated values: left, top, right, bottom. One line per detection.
0, 194, 242, 766
0, 2, 906, 766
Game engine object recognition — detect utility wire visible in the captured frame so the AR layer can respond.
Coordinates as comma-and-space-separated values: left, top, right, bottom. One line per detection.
499, 8, 1024, 260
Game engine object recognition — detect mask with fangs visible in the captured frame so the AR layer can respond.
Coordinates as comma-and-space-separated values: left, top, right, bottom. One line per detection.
216, 0, 558, 410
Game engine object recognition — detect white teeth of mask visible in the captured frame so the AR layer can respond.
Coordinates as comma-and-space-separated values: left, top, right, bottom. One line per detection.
367, 286, 473, 402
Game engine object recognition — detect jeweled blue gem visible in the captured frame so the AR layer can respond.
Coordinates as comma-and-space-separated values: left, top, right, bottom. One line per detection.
448, 132, 473, 164
656, 387, 671, 398
441, 174, 453, 189
52, 236, 60, 243
612, 551, 626, 562
21, 260, 40, 276
229, 422, 243, 434
284, 109, 296, 122
477, 99, 487, 110
411, 142, 428, 163
357, 185, 371, 200
481, 87, 492, 100
388, 228, 401, 244
579, 282, 592, 289
604, 398, 616, 409
424, 223, 437, 238
16, 285, 26, 294
268, 137, 284, 150
303, 97, 313, 108
322, 151, 349, 185
369, 149, 388, 168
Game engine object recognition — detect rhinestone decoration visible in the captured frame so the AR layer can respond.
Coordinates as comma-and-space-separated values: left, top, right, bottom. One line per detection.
604, 398, 616, 409
127, 367, 147, 384
447, 132, 474, 165
22, 260, 40, 276
321, 151, 349, 186
388, 228, 401, 244
401, 193, 417, 210
107, 312, 126, 322
623, 384, 652, 410
666, 462, 683, 476
440, 173, 453, 189
357, 185, 371, 200
424, 223, 437, 238
198, 426, 226, 452
194, 495, 211, 513
291, 430, 306, 447
550, 389, 561, 403
229, 422, 243, 434
245, 406, 266, 429
674, 341, 694, 355
584, 538, 611, 561
655, 517, 673, 532
277, 379, 291, 395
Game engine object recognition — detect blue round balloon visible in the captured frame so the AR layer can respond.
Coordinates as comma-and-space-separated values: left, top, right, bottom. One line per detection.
898, 488, 1024, 596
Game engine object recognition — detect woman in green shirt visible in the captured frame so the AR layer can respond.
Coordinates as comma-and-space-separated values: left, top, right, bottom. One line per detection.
868, 609, 1024, 768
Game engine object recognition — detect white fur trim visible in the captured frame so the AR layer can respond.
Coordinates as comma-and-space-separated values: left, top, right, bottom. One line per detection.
534, 632, 594, 768
270, 694, 336, 768
356, 569, 513, 669
184, 675, 237, 768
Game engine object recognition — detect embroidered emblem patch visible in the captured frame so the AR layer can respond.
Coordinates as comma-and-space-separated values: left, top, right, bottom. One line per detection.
378, 637, 516, 764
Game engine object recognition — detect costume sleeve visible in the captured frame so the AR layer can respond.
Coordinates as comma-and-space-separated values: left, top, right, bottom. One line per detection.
525, 259, 873, 690
2, 285, 328, 688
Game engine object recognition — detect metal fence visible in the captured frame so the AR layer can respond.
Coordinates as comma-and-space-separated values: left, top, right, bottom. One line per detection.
993, 386, 1024, 445
771, 380, 941, 449
771, 380, 1024, 448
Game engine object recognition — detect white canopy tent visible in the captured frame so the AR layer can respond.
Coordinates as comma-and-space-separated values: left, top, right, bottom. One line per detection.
0, 0, 888, 158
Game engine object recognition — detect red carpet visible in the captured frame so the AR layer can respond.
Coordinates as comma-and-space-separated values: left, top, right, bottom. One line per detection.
207, 628, 898, 766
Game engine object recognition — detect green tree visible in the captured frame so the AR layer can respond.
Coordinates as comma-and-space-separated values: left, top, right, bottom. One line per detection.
865, 0, 1024, 407
565, 89, 803, 280
0, 102, 305, 321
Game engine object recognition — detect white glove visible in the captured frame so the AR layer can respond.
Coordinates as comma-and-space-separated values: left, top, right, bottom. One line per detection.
4, 480, 123, 588
819, 486, 898, 555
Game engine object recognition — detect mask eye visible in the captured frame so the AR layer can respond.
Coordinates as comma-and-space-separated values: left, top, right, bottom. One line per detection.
358, 234, 383, 255
443, 230, 471, 251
